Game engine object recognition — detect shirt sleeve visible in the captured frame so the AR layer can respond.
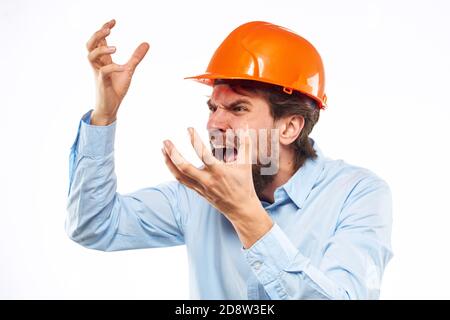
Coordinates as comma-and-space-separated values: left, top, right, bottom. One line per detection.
243, 178, 393, 300
66, 110, 186, 251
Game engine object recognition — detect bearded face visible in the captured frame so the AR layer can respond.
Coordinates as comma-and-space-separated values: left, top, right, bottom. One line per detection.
209, 128, 279, 198
206, 84, 285, 199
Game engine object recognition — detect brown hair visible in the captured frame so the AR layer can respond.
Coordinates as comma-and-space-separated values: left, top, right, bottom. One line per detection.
214, 79, 320, 170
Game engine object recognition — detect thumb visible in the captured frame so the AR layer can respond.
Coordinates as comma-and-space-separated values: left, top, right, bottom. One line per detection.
127, 42, 150, 71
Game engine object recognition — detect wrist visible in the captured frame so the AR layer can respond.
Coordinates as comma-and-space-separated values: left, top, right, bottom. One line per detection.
230, 203, 274, 249
90, 111, 117, 126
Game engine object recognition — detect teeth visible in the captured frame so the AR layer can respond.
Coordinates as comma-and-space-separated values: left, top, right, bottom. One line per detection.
211, 145, 237, 150
212, 146, 238, 163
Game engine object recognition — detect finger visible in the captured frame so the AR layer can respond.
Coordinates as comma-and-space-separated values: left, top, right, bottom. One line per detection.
98, 63, 126, 80
162, 148, 210, 199
162, 148, 204, 194
163, 140, 209, 182
102, 19, 116, 30
88, 46, 116, 65
96, 19, 116, 49
236, 126, 253, 165
127, 42, 150, 70
188, 127, 219, 167
86, 19, 116, 52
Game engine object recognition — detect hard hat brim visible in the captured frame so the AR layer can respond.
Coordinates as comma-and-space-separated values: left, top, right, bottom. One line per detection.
184, 73, 327, 110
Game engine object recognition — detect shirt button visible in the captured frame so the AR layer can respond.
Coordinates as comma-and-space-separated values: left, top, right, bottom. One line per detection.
253, 261, 262, 270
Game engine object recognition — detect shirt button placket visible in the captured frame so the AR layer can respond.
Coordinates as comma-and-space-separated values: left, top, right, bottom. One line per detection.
246, 274, 260, 299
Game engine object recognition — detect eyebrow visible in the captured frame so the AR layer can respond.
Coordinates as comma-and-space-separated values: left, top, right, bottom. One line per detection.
207, 98, 252, 110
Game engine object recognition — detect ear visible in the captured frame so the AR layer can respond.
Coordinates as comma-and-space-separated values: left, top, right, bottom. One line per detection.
276, 115, 305, 146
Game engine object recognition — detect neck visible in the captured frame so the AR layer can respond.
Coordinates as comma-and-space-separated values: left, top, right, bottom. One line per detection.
259, 148, 298, 203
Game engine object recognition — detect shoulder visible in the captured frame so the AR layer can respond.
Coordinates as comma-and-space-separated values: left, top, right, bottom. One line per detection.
319, 156, 390, 194
317, 156, 392, 228
312, 155, 392, 220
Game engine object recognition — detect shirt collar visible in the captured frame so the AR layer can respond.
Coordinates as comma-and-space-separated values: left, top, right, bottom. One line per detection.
274, 139, 325, 209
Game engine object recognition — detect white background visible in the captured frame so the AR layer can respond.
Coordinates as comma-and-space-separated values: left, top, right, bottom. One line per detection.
1, 0, 450, 299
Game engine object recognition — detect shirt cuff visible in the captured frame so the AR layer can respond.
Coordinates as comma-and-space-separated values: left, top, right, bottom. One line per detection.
242, 223, 308, 286
76, 110, 117, 157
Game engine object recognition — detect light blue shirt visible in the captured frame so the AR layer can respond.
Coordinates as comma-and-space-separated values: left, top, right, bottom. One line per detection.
66, 110, 393, 300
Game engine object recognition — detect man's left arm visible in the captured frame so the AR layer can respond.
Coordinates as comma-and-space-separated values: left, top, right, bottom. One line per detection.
242, 178, 393, 300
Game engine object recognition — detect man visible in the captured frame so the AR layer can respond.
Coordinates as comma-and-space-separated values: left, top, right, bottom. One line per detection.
66, 19, 393, 299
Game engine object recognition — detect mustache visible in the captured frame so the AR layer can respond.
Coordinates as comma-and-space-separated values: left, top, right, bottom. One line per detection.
208, 131, 239, 149
206, 128, 281, 175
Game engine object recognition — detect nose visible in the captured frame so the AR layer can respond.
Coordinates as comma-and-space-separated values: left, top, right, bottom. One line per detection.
207, 107, 231, 132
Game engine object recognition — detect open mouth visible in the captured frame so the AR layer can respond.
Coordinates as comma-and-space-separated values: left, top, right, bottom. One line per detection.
211, 146, 238, 163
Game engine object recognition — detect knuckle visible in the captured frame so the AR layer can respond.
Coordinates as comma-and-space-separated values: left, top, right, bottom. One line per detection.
203, 180, 213, 190
212, 168, 223, 178
178, 163, 188, 173
99, 66, 107, 77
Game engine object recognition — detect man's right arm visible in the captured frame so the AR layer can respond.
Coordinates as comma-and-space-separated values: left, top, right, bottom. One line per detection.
66, 110, 185, 251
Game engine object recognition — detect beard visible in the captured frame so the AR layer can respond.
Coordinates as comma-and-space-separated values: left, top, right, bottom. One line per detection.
252, 163, 276, 200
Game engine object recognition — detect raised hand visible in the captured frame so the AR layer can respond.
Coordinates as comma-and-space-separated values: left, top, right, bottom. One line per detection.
86, 19, 150, 125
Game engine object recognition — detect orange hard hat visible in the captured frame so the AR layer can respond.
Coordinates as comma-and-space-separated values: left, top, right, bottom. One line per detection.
185, 21, 327, 109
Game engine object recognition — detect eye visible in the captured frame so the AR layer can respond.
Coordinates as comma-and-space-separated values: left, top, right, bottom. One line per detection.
232, 105, 247, 113
208, 104, 217, 113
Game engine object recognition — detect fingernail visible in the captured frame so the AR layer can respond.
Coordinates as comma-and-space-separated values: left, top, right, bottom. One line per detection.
163, 140, 170, 148
107, 46, 116, 52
